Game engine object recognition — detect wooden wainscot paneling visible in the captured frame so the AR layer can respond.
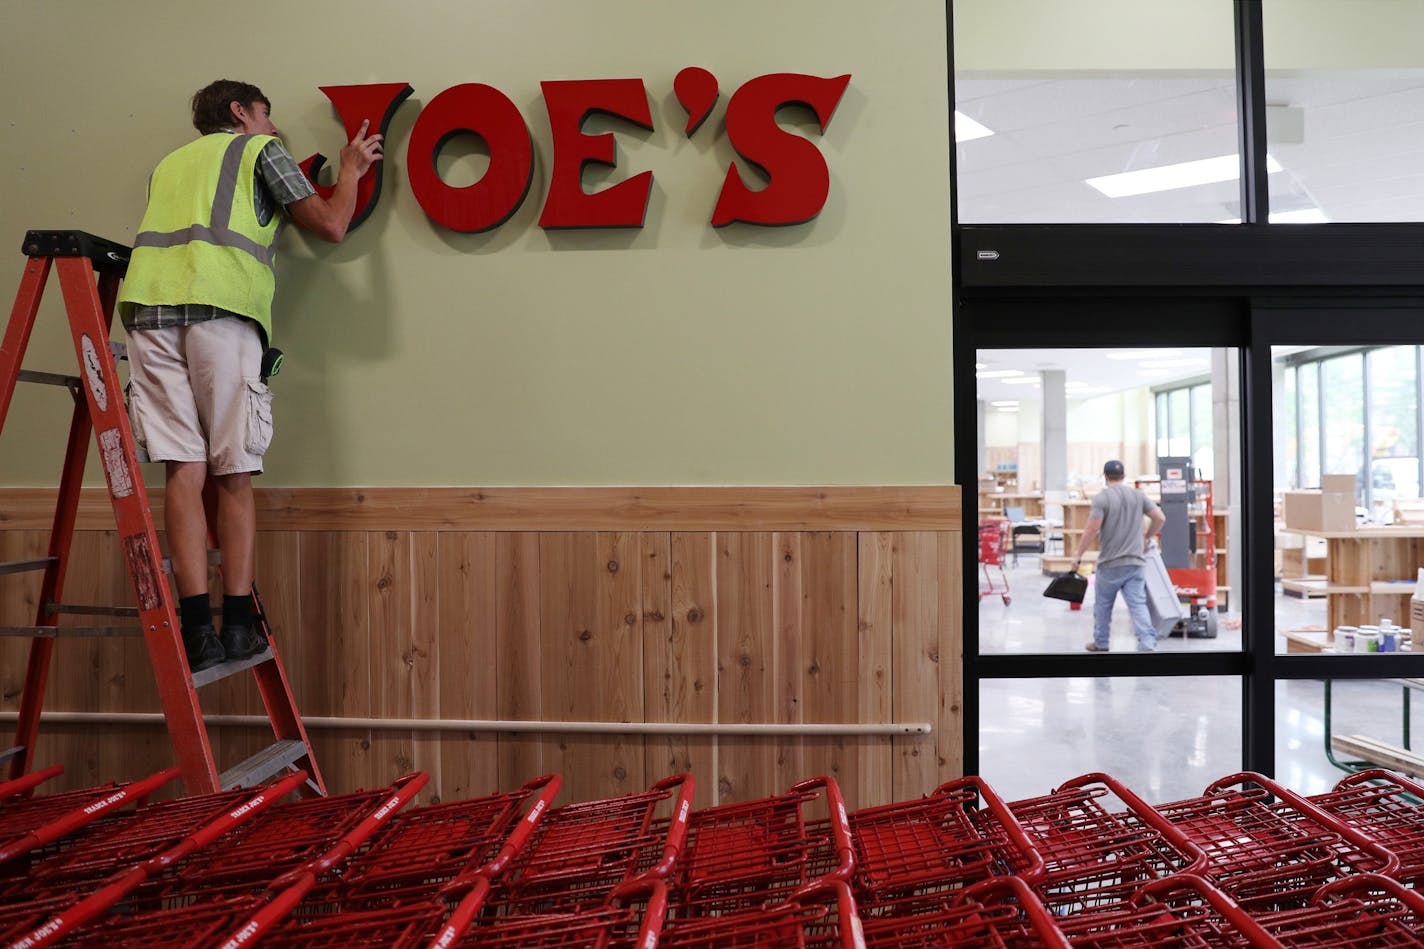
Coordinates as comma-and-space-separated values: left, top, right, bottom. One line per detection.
0, 486, 961, 810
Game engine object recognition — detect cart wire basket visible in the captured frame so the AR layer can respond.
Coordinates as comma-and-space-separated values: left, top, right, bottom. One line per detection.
858, 875, 1071, 949
848, 775, 1045, 916
1308, 768, 1424, 888
1154, 771, 1400, 913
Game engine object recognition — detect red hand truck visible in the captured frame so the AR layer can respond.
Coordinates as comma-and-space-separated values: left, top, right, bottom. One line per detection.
978, 521, 1011, 605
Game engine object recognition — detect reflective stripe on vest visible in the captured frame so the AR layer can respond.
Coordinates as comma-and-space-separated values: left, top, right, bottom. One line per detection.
131, 135, 278, 271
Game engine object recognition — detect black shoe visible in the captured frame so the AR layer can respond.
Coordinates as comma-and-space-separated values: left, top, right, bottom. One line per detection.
219, 623, 265, 661
183, 624, 225, 672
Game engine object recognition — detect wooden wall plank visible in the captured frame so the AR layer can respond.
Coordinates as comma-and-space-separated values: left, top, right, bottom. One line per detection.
773, 532, 806, 794
645, 532, 716, 808
856, 532, 895, 811
0, 530, 47, 715
436, 533, 499, 802
891, 531, 939, 800
937, 531, 964, 778
799, 532, 859, 806
539, 532, 643, 804
297, 531, 372, 794
715, 532, 776, 804
495, 532, 542, 790
0, 486, 962, 533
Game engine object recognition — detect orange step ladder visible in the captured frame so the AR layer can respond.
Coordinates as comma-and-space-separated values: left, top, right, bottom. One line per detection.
0, 229, 324, 796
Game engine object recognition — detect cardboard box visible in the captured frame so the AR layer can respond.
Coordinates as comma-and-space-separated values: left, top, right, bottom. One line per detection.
1412, 597, 1424, 643
1283, 475, 1356, 532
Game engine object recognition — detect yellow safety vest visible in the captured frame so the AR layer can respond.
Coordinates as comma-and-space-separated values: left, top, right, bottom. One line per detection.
119, 132, 282, 343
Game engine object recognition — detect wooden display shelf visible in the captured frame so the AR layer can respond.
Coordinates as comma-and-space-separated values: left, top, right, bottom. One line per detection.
1278, 526, 1424, 629
1282, 577, 1328, 598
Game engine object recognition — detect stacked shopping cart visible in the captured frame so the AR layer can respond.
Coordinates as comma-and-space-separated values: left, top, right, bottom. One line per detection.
5, 763, 1424, 946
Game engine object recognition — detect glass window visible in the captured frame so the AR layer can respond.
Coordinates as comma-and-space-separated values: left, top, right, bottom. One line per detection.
980, 676, 1242, 803
1263, 2, 1424, 222
1168, 388, 1191, 457
1299, 361, 1320, 487
953, 0, 1239, 223
1276, 679, 1424, 796
1273, 345, 1423, 655
1367, 346, 1420, 516
977, 347, 1237, 657
1320, 354, 1364, 500
1191, 383, 1213, 481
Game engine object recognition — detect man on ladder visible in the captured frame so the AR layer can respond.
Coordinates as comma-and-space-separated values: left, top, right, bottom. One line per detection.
118, 79, 383, 671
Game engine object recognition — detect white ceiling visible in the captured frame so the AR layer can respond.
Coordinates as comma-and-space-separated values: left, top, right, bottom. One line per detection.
976, 347, 1216, 406
955, 73, 1424, 223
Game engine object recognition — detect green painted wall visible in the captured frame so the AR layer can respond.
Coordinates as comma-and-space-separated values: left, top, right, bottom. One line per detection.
0, 0, 953, 487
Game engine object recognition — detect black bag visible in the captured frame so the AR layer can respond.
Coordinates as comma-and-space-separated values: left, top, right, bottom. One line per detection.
1043, 571, 1087, 604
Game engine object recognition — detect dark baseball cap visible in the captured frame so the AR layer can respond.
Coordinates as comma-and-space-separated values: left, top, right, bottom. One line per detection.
1103, 460, 1125, 478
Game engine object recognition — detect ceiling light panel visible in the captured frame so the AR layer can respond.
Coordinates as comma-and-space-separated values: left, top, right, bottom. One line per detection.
1086, 154, 1282, 198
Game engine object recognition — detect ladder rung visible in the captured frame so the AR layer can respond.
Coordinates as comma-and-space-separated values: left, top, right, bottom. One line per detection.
220, 739, 306, 790
0, 557, 57, 577
16, 369, 80, 389
0, 625, 142, 638
191, 645, 274, 689
45, 602, 140, 618
0, 746, 23, 765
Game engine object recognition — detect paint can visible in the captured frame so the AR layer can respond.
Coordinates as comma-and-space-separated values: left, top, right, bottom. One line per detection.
1356, 627, 1382, 653
1335, 626, 1358, 653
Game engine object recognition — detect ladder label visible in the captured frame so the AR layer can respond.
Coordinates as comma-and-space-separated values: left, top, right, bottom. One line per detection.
122, 533, 161, 611
98, 428, 134, 499
80, 334, 109, 411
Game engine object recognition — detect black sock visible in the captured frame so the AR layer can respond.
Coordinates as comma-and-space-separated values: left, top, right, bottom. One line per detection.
179, 594, 212, 634
223, 593, 253, 629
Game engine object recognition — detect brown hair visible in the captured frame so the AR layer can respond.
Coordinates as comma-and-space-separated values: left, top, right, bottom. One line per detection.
190, 80, 270, 134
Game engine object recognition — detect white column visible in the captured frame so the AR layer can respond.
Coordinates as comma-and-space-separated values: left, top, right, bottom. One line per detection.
1212, 349, 1242, 605
1041, 369, 1068, 494
978, 398, 987, 476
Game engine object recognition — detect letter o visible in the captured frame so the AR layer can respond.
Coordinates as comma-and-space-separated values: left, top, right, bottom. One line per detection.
407, 83, 534, 232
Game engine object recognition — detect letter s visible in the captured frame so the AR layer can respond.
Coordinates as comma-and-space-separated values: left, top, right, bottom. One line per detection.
711, 73, 851, 227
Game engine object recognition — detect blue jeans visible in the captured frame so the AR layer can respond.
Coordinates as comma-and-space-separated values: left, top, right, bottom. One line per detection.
1093, 564, 1156, 651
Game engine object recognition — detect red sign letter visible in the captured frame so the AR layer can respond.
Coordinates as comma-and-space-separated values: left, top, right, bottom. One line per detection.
711, 73, 851, 227
407, 84, 535, 233
300, 83, 413, 231
538, 79, 655, 229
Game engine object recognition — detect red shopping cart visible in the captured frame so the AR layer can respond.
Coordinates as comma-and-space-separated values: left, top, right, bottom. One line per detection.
660, 879, 863, 949
51, 773, 429, 948
1154, 771, 1400, 913
1310, 768, 1424, 887
670, 775, 853, 917
1052, 873, 1276, 948
978, 521, 1011, 605
859, 876, 1070, 948
0, 767, 179, 867
848, 775, 1045, 915
464, 773, 693, 919
434, 877, 670, 949
1255, 873, 1424, 947
1001, 772, 1208, 917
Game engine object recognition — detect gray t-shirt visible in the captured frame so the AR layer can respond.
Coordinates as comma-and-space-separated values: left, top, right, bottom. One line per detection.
1089, 483, 1160, 570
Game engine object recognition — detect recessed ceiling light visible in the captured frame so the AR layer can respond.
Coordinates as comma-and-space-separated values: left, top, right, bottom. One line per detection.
1086, 154, 1282, 198
976, 369, 1023, 379
1106, 349, 1183, 360
990, 400, 1019, 407
955, 111, 994, 142
1139, 358, 1210, 369
975, 362, 986, 370
996, 405, 1019, 411
1000, 377, 1042, 385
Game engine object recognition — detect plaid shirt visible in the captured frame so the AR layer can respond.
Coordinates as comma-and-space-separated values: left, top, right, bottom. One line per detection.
124, 132, 317, 333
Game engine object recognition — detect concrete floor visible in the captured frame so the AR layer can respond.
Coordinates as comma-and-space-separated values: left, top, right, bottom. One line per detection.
975, 552, 1420, 803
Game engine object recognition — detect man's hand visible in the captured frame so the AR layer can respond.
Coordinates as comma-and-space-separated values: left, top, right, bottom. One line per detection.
288, 119, 384, 243
339, 119, 383, 179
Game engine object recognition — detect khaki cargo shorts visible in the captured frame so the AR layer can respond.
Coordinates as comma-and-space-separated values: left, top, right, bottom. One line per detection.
126, 316, 273, 475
